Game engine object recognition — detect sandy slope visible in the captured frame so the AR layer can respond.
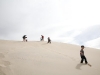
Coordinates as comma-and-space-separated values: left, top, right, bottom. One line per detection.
0, 40, 100, 75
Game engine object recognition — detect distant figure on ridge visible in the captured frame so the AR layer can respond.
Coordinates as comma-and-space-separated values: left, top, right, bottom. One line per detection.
40, 35, 44, 41
47, 37, 51, 44
22, 35, 27, 42
80, 45, 88, 64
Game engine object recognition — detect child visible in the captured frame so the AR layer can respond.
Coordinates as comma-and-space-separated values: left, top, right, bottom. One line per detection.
47, 37, 51, 44
41, 35, 44, 41
80, 45, 88, 64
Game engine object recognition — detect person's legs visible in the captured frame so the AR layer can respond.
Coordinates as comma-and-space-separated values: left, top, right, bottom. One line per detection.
42, 37, 44, 41
48, 40, 50, 43
81, 56, 84, 63
40, 38, 42, 41
23, 38, 25, 42
49, 40, 51, 44
50, 40, 51, 44
26, 39, 27, 42
47, 40, 49, 43
84, 56, 88, 64
41, 38, 42, 41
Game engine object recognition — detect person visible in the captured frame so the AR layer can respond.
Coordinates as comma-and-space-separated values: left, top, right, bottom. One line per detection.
80, 45, 88, 64
40, 35, 44, 41
47, 37, 51, 44
22, 35, 27, 42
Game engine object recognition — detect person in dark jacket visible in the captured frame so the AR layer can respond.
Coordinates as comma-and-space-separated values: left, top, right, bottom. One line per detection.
22, 35, 27, 42
47, 37, 51, 44
80, 45, 88, 64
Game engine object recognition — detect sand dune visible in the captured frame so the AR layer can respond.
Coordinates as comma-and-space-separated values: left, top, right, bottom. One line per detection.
0, 40, 100, 75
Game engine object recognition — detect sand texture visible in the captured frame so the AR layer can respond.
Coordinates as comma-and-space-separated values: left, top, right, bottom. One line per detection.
0, 40, 100, 75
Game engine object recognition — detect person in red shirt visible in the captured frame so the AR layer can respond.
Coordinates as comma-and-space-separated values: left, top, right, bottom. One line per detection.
41, 35, 44, 41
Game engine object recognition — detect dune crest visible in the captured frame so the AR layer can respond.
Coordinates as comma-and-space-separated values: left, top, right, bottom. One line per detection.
0, 40, 100, 75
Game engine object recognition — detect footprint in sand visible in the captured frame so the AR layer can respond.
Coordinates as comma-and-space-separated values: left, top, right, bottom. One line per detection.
0, 53, 5, 59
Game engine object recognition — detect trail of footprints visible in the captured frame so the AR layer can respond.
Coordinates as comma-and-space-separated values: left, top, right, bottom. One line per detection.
43, 47, 80, 62
10, 54, 42, 61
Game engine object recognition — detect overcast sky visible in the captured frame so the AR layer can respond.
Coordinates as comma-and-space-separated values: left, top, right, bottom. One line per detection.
0, 0, 100, 49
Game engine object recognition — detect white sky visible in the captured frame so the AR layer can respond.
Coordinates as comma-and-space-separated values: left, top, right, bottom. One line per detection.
0, 0, 100, 49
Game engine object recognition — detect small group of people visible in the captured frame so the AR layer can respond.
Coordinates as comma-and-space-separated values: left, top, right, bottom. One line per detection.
22, 35, 90, 65
40, 35, 51, 44
22, 35, 51, 44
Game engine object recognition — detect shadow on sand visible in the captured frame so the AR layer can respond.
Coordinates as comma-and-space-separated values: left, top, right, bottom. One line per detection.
76, 63, 87, 70
42, 43, 48, 45
0, 53, 5, 59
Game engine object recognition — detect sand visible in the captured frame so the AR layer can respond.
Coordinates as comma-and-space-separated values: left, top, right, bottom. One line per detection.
0, 40, 100, 75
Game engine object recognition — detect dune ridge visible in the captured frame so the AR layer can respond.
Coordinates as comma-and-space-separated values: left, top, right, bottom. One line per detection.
0, 40, 100, 75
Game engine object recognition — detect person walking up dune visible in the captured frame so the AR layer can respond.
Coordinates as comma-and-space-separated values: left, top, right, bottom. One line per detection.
80, 45, 91, 67
80, 45, 88, 64
47, 37, 51, 44
40, 35, 44, 41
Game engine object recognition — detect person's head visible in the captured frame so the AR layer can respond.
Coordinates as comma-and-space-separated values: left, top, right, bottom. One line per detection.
81, 45, 85, 49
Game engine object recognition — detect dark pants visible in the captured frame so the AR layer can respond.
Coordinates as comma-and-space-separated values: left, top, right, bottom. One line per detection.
48, 40, 51, 43
81, 56, 88, 64
41, 38, 44, 41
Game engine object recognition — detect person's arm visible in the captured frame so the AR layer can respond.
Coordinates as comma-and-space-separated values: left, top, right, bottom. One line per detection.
80, 51, 84, 55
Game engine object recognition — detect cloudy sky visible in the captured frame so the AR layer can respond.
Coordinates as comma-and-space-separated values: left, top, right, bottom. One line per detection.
0, 0, 100, 49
